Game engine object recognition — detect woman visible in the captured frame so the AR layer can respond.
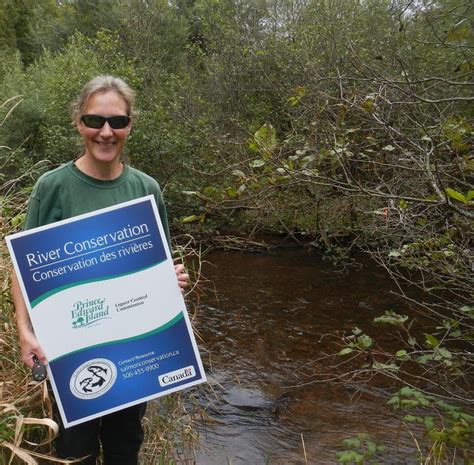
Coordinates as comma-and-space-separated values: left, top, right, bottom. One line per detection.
11, 75, 189, 464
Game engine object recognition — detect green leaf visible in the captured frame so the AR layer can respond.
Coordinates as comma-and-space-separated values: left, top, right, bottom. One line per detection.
419, 397, 430, 407
362, 99, 375, 113
357, 334, 373, 350
366, 440, 377, 455
226, 187, 238, 198
339, 347, 354, 356
417, 354, 434, 364
445, 188, 467, 203
295, 86, 306, 96
248, 141, 259, 152
373, 362, 399, 372
337, 451, 364, 463
203, 186, 219, 197
301, 155, 315, 166
460, 413, 474, 424
400, 399, 419, 408
249, 159, 266, 168
250, 123, 277, 158
447, 19, 470, 43
11, 213, 25, 227
352, 327, 363, 336
424, 416, 435, 430
382, 144, 395, 152
400, 386, 415, 397
425, 334, 440, 348
395, 350, 408, 359
342, 438, 361, 448
437, 347, 453, 359
181, 215, 199, 223
232, 169, 246, 178
374, 311, 408, 327
287, 96, 300, 107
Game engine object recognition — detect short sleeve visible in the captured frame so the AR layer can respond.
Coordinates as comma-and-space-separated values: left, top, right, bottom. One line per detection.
23, 197, 41, 230
154, 188, 172, 252
23, 181, 43, 230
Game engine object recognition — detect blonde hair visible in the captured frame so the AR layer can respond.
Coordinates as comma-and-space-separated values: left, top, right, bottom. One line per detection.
71, 75, 136, 123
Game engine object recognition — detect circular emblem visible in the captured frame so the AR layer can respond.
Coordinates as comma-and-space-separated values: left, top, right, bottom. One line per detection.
70, 358, 117, 399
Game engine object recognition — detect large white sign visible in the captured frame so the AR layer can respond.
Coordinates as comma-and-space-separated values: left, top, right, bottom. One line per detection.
6, 196, 206, 427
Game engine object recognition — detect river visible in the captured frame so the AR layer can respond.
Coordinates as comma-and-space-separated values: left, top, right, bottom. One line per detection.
191, 247, 418, 464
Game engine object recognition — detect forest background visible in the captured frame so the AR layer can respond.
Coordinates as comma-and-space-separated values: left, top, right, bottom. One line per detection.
0, 0, 473, 463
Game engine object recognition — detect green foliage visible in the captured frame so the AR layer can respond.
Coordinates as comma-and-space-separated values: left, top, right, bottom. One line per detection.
0, 0, 125, 65
388, 387, 474, 460
441, 116, 472, 152
446, 19, 471, 44
336, 433, 385, 464
373, 311, 408, 327
0, 415, 15, 443
0, 29, 142, 181
445, 187, 473, 204
248, 123, 277, 159
339, 327, 373, 356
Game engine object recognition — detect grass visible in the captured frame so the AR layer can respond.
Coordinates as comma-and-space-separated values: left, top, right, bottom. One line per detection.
0, 186, 75, 464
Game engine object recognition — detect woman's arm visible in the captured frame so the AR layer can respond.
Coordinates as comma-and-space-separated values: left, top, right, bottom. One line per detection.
11, 270, 47, 368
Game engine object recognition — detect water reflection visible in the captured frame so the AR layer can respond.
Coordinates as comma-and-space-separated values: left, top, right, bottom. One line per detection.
195, 248, 414, 464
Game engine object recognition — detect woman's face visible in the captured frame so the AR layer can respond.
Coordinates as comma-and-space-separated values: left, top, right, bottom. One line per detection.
77, 90, 131, 167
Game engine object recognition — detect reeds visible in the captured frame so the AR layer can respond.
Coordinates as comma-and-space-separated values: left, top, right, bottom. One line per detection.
0, 186, 77, 464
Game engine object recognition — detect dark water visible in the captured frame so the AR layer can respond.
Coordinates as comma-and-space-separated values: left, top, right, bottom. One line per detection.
193, 247, 417, 465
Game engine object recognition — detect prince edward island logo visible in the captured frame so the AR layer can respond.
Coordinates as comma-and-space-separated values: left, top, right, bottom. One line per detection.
71, 298, 110, 329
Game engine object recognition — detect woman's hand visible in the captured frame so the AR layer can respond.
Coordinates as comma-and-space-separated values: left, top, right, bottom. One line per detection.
19, 329, 47, 369
174, 263, 190, 294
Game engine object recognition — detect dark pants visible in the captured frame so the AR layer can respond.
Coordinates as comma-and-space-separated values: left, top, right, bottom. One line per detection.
54, 403, 147, 465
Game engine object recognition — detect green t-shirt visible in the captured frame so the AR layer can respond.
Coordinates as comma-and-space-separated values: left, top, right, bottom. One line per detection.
24, 161, 171, 249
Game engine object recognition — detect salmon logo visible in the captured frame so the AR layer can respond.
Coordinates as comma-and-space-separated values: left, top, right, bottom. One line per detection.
70, 359, 117, 399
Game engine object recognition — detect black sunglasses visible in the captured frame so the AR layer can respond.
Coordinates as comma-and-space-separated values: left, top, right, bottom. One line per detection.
80, 114, 131, 129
